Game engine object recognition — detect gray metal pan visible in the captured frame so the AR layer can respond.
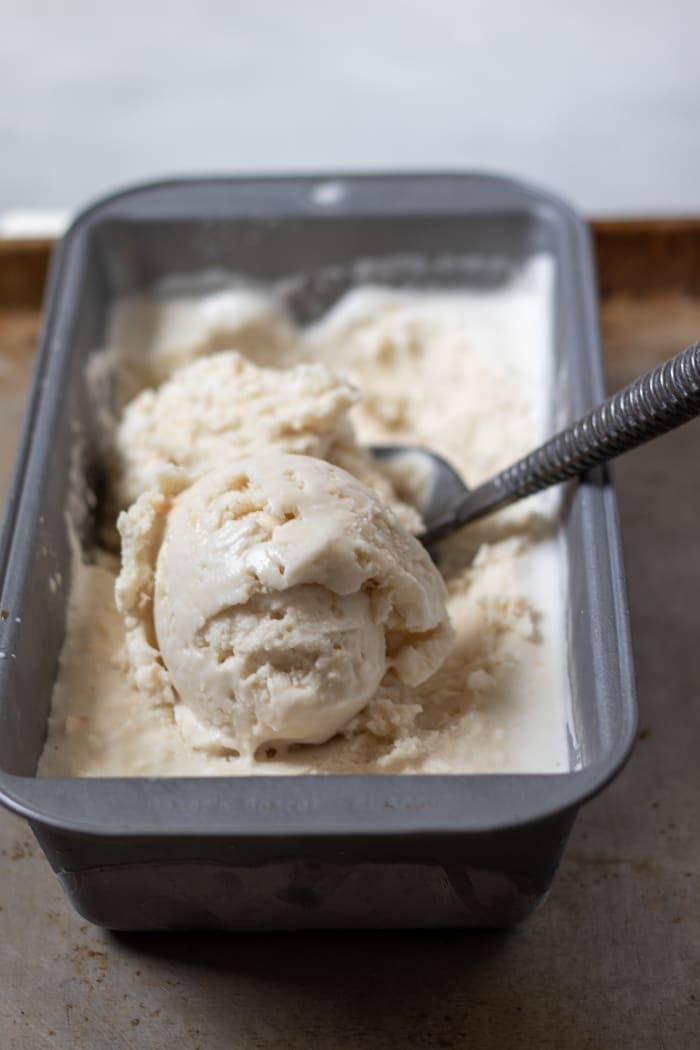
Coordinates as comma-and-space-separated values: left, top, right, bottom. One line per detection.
0, 174, 636, 929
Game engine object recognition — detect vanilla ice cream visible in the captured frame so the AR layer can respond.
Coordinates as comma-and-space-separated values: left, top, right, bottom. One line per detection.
109, 286, 297, 407
40, 258, 572, 776
110, 349, 420, 533
116, 455, 452, 755
110, 351, 359, 510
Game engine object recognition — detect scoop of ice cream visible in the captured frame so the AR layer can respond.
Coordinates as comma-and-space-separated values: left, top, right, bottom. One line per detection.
116, 454, 453, 755
110, 351, 361, 511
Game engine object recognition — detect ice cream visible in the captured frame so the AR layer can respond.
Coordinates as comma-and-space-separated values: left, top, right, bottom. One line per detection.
110, 351, 359, 510
110, 349, 421, 533
116, 455, 452, 755
39, 257, 572, 776
109, 286, 297, 407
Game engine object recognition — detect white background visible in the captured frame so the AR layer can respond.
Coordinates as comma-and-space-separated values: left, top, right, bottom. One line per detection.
1, 0, 699, 216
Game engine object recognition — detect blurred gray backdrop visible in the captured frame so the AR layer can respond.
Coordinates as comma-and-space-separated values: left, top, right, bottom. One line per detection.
1, 0, 698, 216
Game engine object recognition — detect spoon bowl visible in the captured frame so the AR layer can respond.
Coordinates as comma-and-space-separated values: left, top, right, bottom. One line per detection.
370, 445, 470, 546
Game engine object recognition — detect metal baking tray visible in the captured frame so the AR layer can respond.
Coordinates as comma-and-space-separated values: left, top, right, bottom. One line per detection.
0, 174, 637, 930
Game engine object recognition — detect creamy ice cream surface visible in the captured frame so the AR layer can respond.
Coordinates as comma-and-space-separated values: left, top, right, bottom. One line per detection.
109, 348, 421, 534
116, 455, 452, 756
40, 258, 573, 776
108, 285, 297, 407
110, 351, 360, 511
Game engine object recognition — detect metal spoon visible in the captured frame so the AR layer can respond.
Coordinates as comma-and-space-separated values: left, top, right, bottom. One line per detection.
372, 341, 700, 548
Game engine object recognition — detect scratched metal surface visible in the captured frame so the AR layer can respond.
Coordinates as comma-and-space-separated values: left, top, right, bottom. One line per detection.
0, 295, 698, 1048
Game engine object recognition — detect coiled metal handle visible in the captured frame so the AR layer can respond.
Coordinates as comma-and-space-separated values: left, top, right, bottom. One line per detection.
452, 340, 700, 530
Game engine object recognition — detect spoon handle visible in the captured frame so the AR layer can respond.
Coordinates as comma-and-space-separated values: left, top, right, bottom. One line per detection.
454, 340, 700, 529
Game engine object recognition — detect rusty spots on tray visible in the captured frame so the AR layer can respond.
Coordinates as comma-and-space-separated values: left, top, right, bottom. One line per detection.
11, 840, 34, 860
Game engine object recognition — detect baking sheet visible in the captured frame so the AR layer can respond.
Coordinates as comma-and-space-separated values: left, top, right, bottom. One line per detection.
0, 232, 698, 1047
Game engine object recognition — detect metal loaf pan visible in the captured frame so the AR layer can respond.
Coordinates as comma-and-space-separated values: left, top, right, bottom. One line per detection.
0, 174, 636, 929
